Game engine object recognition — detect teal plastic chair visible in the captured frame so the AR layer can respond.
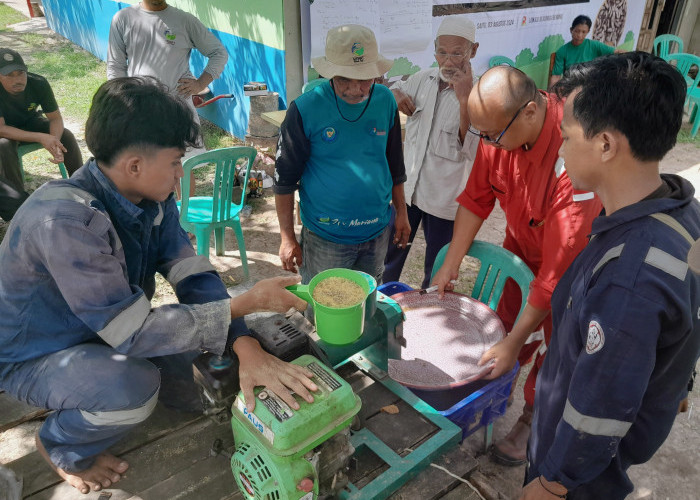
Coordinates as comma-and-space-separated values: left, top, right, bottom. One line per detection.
302, 78, 328, 93
667, 53, 700, 138
17, 142, 68, 181
177, 146, 257, 277
652, 34, 683, 60
488, 55, 516, 68
430, 240, 534, 321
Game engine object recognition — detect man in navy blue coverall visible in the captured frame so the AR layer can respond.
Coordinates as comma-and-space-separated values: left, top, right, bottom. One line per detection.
521, 52, 700, 499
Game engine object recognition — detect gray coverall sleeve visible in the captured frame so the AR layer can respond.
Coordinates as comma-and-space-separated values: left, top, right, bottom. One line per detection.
29, 213, 231, 358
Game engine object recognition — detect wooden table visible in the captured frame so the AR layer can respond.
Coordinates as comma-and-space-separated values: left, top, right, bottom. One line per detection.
261, 110, 408, 130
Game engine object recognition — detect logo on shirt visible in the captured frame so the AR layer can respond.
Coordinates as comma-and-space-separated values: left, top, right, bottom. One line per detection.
164, 29, 176, 45
322, 127, 337, 142
351, 42, 365, 63
586, 320, 605, 354
366, 119, 385, 136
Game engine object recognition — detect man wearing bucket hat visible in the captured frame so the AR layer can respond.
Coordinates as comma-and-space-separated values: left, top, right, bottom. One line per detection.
0, 48, 82, 220
274, 25, 410, 286
383, 16, 480, 289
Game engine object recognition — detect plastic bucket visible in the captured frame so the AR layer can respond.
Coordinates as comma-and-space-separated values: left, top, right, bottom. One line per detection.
355, 271, 378, 321
286, 268, 370, 345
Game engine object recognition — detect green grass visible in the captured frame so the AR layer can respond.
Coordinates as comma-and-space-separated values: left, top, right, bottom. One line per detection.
0, 3, 27, 29
0, 5, 238, 196
201, 120, 243, 150
28, 44, 106, 123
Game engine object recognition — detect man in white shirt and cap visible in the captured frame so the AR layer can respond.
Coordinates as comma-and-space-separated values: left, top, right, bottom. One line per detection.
383, 16, 480, 288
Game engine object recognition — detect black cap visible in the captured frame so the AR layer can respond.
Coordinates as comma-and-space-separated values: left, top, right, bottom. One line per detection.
0, 48, 27, 76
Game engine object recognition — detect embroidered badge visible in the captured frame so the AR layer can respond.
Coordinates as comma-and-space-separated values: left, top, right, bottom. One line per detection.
586, 320, 605, 354
351, 42, 364, 63
321, 127, 337, 142
3, 53, 14, 62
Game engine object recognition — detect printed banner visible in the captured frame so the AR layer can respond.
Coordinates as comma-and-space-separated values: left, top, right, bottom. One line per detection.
302, 0, 642, 89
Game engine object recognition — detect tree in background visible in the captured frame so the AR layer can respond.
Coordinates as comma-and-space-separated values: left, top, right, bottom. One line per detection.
536, 34, 566, 61
516, 48, 535, 67
387, 57, 421, 79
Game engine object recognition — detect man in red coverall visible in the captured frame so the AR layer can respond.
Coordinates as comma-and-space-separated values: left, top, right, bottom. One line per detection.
432, 66, 601, 465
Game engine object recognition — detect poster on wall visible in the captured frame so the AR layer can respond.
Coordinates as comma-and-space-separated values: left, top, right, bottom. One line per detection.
301, 0, 641, 89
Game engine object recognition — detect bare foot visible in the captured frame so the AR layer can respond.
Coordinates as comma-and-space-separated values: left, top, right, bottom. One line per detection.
35, 433, 129, 494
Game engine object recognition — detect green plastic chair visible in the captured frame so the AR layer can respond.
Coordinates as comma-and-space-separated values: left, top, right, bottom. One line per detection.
430, 240, 534, 321
667, 53, 700, 138
17, 142, 68, 181
177, 146, 257, 277
652, 34, 683, 60
488, 55, 516, 68
302, 78, 328, 93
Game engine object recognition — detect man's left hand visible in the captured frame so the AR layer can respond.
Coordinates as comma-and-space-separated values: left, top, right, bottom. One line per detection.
39, 133, 67, 164
449, 63, 473, 104
393, 212, 411, 248
177, 78, 208, 97
478, 335, 519, 380
234, 336, 318, 412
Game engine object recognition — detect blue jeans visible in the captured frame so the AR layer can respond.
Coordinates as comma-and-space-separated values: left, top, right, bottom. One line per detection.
0, 343, 201, 472
300, 224, 392, 285
383, 203, 455, 289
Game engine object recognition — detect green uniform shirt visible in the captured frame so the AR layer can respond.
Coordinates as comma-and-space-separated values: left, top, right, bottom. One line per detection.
552, 39, 615, 76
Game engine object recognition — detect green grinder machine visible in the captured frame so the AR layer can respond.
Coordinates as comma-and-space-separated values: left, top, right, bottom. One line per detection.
230, 354, 361, 499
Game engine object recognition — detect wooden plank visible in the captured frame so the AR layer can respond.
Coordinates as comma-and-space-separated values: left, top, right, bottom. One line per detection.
0, 392, 48, 432
439, 483, 482, 500
131, 453, 241, 500
347, 442, 388, 489
356, 378, 401, 422
389, 445, 479, 500
11, 403, 203, 497
26, 415, 235, 499
363, 399, 436, 454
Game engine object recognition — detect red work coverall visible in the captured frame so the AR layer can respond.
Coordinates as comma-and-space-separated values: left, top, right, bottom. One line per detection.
456, 92, 602, 406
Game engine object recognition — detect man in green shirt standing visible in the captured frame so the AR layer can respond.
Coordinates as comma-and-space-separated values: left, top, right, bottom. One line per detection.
548, 15, 616, 88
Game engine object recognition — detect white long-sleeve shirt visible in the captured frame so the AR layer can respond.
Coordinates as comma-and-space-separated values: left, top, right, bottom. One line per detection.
107, 5, 228, 94
392, 68, 478, 221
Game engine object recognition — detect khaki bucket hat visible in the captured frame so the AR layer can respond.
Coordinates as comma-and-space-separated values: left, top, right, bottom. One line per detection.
312, 24, 393, 80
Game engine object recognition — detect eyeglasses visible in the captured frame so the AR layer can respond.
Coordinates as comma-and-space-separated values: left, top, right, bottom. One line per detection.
467, 96, 535, 146
434, 52, 469, 62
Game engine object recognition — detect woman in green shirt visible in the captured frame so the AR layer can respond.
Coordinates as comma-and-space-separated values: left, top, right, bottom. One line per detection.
548, 15, 616, 89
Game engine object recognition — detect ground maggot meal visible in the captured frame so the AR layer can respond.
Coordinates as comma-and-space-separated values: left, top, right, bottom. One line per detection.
313, 277, 365, 308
